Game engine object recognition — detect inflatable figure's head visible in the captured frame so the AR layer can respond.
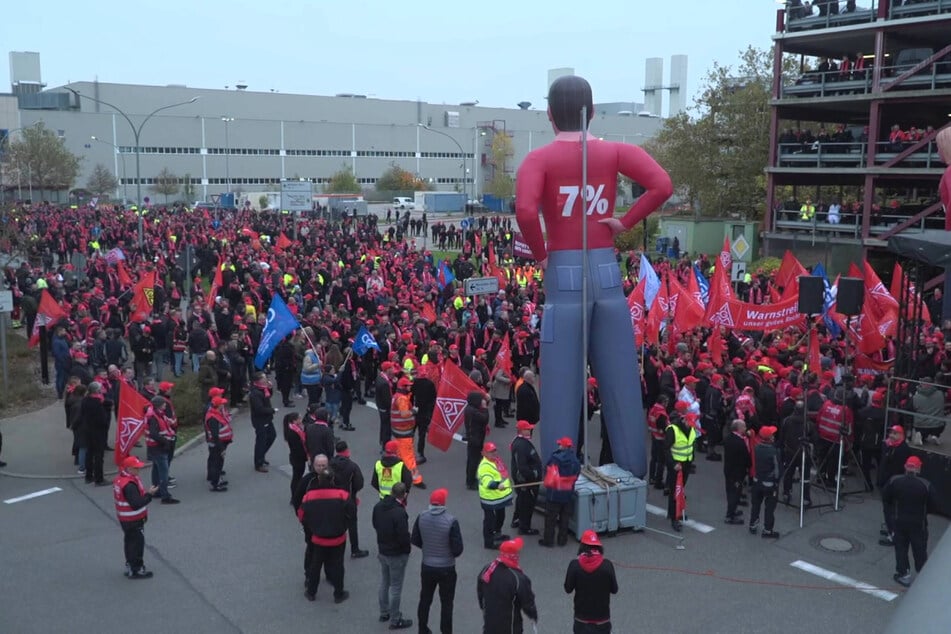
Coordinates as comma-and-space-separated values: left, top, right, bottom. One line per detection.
547, 75, 594, 133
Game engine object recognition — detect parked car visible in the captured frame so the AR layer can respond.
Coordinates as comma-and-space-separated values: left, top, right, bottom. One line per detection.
392, 197, 415, 210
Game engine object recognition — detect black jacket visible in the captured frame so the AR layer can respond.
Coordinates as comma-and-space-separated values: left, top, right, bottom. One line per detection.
515, 382, 540, 424
372, 495, 412, 556
882, 473, 935, 529
723, 432, 751, 481
300, 479, 353, 541
464, 392, 489, 444
510, 436, 542, 484
375, 374, 392, 412
855, 405, 885, 450
330, 454, 364, 502
305, 421, 335, 461
478, 563, 538, 634
81, 394, 113, 447
249, 384, 275, 425
878, 441, 912, 488
753, 441, 781, 485
564, 555, 619, 623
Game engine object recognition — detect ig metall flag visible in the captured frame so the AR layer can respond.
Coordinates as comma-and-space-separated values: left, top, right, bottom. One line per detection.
352, 325, 381, 356
254, 295, 300, 369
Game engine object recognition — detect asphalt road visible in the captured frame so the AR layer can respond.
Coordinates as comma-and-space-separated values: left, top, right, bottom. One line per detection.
1, 397, 944, 634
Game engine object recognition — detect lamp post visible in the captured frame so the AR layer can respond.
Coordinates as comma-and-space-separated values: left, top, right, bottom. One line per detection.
418, 124, 467, 204
221, 117, 234, 195
90, 135, 128, 201
66, 88, 199, 248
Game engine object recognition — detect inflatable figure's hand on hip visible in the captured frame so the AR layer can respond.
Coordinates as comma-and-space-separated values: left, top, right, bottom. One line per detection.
598, 217, 625, 237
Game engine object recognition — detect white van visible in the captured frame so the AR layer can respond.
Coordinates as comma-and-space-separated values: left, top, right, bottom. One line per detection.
393, 197, 415, 210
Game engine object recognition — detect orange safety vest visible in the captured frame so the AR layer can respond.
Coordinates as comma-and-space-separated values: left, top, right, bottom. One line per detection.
390, 392, 415, 437
647, 404, 668, 440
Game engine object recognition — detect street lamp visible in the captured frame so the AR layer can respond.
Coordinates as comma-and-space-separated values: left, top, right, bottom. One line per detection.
221, 117, 234, 196
418, 124, 467, 203
66, 88, 199, 249
90, 135, 128, 201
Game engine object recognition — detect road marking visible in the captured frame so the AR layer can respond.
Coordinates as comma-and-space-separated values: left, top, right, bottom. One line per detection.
4, 487, 63, 505
645, 503, 715, 533
790, 560, 898, 602
364, 401, 465, 443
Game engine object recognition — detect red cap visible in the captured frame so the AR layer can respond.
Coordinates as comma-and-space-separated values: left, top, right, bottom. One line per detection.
209, 387, 225, 397
476, 348, 486, 356
516, 420, 535, 431
758, 425, 777, 440
121, 456, 146, 470
402, 332, 412, 341
580, 530, 602, 547
499, 536, 524, 555
683, 376, 699, 385
380, 361, 394, 371
212, 396, 228, 407
674, 400, 690, 412
557, 436, 574, 448
331, 331, 340, 339
406, 343, 417, 351
587, 377, 598, 386
731, 357, 744, 365
429, 488, 448, 506
889, 425, 904, 435
483, 442, 498, 453
905, 456, 922, 470
449, 344, 458, 350
384, 440, 400, 454
789, 387, 803, 399
397, 377, 412, 390
159, 381, 174, 392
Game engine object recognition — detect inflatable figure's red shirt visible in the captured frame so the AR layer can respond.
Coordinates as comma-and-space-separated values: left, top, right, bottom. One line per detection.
515, 132, 673, 261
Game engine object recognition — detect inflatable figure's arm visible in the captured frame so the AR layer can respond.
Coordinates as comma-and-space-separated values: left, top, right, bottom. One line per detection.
515, 152, 548, 263
615, 145, 674, 231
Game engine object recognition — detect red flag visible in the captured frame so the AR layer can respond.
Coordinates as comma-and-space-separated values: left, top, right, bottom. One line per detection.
475, 233, 482, 254
627, 278, 647, 346
645, 279, 667, 345
116, 260, 133, 288
115, 381, 151, 466
703, 261, 736, 326
428, 360, 485, 452
775, 250, 807, 294
808, 327, 822, 373
241, 226, 260, 240
891, 262, 931, 323
669, 274, 704, 334
276, 232, 293, 252
718, 236, 732, 272
686, 265, 705, 307
420, 302, 437, 323
131, 271, 157, 322
29, 290, 67, 347
487, 241, 497, 267
207, 255, 224, 310
674, 469, 687, 521
493, 333, 513, 377
864, 260, 899, 316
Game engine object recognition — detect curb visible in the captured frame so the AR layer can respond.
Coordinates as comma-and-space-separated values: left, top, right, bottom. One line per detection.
0, 430, 207, 481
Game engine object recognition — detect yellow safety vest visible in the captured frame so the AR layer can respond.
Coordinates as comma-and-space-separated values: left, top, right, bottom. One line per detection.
800, 204, 815, 221
402, 357, 416, 377
667, 424, 697, 462
477, 457, 513, 504
453, 296, 464, 311
374, 461, 404, 499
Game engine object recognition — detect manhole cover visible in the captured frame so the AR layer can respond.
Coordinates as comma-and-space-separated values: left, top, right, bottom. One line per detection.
810, 534, 865, 555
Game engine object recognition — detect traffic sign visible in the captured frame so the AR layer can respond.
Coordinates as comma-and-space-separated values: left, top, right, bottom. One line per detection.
281, 181, 313, 212
0, 290, 12, 313
731, 235, 750, 261
460, 219, 470, 230
464, 276, 499, 296
731, 262, 747, 282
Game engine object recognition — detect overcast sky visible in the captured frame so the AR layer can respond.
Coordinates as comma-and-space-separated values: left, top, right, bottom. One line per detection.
2, 0, 781, 113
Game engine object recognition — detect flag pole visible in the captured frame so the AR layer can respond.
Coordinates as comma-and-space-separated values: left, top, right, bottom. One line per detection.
580, 106, 590, 468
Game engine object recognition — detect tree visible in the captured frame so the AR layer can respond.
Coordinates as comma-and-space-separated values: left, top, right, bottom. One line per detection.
3, 123, 81, 196
646, 46, 800, 220
86, 163, 118, 198
376, 163, 429, 192
151, 167, 180, 204
325, 165, 361, 194
485, 131, 515, 198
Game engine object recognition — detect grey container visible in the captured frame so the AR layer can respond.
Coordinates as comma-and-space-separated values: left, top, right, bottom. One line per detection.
568, 464, 647, 537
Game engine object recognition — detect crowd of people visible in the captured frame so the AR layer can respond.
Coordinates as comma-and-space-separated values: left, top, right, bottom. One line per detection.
1, 193, 947, 625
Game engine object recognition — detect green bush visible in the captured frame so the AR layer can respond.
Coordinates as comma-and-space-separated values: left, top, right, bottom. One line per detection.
169, 372, 205, 428
614, 216, 660, 253
750, 256, 782, 275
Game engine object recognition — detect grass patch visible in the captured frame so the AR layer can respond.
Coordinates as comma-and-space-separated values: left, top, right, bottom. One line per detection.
0, 329, 56, 415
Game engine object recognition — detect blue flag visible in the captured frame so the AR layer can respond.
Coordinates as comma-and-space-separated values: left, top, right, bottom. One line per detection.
693, 264, 710, 307
640, 254, 661, 310
254, 295, 300, 369
437, 261, 455, 290
352, 325, 381, 356
811, 263, 841, 336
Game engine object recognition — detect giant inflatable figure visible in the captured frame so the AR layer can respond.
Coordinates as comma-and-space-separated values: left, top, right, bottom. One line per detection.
515, 75, 673, 477
939, 127, 951, 321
